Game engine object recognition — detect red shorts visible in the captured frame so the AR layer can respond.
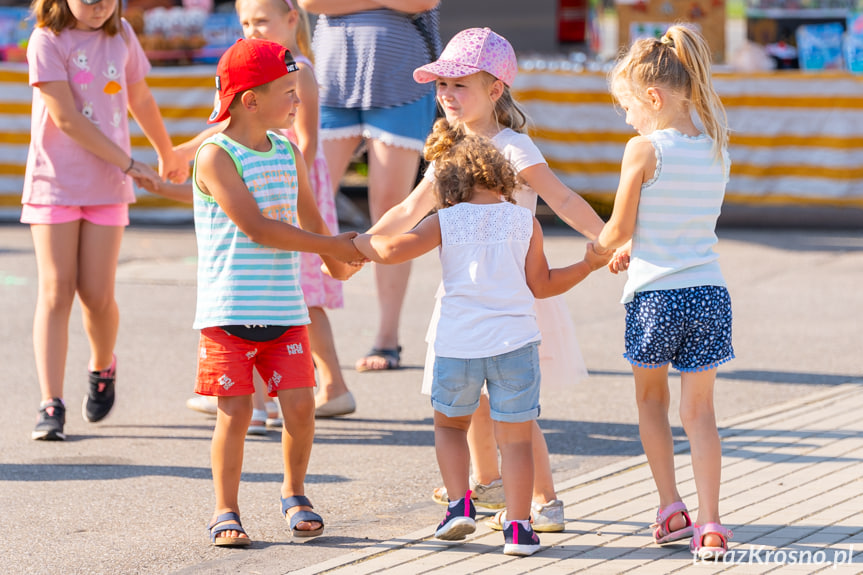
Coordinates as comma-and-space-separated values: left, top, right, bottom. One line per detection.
195, 326, 316, 397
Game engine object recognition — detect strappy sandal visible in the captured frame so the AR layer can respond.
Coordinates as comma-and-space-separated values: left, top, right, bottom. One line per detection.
208, 511, 252, 547
280, 495, 324, 538
355, 346, 401, 372
652, 501, 694, 544
690, 522, 733, 560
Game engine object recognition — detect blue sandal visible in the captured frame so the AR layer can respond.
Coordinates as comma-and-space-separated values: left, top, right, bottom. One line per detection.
208, 511, 252, 547
280, 495, 324, 538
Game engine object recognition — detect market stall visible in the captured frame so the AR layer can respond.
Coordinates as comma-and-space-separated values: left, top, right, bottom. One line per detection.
1, 1, 862, 219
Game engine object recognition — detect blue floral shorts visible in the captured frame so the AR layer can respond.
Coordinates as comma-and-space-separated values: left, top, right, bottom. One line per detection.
624, 285, 734, 372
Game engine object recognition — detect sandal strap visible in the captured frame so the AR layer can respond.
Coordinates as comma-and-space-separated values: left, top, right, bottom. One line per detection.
289, 509, 324, 531
697, 522, 733, 543
208, 511, 242, 529
281, 495, 313, 514
656, 501, 688, 524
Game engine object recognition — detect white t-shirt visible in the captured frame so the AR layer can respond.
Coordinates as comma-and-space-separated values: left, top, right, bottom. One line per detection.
434, 201, 541, 359
424, 128, 546, 214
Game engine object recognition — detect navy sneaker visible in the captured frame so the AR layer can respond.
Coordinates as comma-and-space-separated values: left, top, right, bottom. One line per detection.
434, 490, 476, 541
83, 355, 116, 423
32, 398, 66, 441
503, 520, 541, 556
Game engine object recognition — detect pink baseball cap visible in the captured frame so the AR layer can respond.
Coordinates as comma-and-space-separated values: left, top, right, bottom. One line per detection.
413, 27, 517, 87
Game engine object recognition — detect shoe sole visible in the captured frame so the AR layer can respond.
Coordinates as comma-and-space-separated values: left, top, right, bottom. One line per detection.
32, 429, 66, 441
504, 543, 541, 556
82, 395, 114, 423
435, 518, 476, 541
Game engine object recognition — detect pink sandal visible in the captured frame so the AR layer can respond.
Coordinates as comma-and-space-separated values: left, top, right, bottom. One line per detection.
652, 501, 694, 544
690, 522, 733, 560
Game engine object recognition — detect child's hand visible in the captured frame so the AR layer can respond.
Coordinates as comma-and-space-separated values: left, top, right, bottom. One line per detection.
128, 160, 160, 188
321, 259, 365, 281
585, 242, 613, 270
159, 150, 190, 184
329, 231, 366, 264
608, 241, 632, 274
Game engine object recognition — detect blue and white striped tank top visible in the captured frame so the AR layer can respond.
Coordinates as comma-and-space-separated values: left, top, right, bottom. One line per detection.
192, 132, 310, 329
622, 129, 731, 304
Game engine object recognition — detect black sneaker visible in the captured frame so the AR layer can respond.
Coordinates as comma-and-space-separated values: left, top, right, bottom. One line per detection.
434, 490, 476, 540
83, 355, 116, 423
503, 520, 541, 556
32, 398, 66, 441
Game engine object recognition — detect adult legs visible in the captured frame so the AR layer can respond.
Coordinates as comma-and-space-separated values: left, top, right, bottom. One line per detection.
355, 140, 420, 370
309, 306, 350, 406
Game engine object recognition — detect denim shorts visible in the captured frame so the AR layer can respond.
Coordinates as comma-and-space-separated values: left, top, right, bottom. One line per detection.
431, 342, 541, 423
320, 91, 437, 152
624, 285, 734, 372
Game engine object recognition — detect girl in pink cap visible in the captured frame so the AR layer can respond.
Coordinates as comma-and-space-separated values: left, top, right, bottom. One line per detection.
369, 27, 608, 534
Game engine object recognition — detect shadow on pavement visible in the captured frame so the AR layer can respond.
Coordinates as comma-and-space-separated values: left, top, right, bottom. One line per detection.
0, 463, 348, 484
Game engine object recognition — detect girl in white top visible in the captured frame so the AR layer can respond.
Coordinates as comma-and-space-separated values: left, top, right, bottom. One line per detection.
368, 27, 606, 527
595, 25, 734, 560
353, 132, 608, 555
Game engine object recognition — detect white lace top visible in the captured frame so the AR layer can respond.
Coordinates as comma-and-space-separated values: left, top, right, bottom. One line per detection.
434, 201, 541, 359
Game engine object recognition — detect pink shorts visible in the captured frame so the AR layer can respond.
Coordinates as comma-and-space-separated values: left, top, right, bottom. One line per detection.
195, 326, 316, 397
20, 203, 129, 226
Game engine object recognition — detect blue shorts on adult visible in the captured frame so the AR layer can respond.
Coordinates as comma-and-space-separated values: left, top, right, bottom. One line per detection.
624, 285, 734, 372
431, 342, 541, 423
319, 91, 437, 151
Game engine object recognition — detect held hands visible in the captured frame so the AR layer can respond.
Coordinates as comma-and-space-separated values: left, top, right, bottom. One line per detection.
159, 149, 190, 184
127, 160, 160, 188
321, 232, 368, 281
585, 242, 614, 270
608, 241, 632, 274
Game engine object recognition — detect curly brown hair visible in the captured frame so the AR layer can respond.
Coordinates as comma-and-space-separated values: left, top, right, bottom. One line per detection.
433, 133, 517, 208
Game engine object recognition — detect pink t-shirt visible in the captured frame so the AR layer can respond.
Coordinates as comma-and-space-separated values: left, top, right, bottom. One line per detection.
23, 19, 151, 206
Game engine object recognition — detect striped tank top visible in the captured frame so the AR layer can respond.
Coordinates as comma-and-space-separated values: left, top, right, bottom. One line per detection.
192, 132, 310, 329
622, 129, 731, 304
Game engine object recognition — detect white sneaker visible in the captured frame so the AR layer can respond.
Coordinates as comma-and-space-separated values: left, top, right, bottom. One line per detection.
531, 499, 565, 532
185, 395, 217, 415
248, 408, 268, 436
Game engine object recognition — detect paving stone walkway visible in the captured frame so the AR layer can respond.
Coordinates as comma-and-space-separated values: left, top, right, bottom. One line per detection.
292, 384, 863, 574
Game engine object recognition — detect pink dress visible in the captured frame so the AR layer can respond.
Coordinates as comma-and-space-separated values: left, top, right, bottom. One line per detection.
284, 55, 343, 310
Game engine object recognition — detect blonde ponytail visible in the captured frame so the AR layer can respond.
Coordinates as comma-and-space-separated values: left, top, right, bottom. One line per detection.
664, 26, 727, 164
609, 24, 728, 166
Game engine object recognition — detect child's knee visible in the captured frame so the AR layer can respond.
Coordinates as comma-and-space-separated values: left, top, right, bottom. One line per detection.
278, 388, 315, 420
216, 395, 253, 424
678, 400, 716, 430
434, 410, 472, 432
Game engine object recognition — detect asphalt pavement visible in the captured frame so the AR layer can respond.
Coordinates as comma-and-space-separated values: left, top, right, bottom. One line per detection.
1, 222, 861, 574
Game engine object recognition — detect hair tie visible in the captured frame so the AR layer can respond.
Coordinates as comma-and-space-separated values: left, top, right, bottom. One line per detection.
284, 0, 294, 9
660, 35, 674, 48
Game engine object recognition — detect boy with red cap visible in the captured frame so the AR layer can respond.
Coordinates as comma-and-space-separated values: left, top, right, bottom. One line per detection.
194, 38, 362, 546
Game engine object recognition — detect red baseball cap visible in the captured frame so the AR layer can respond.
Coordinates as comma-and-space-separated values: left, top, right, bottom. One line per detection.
208, 38, 299, 124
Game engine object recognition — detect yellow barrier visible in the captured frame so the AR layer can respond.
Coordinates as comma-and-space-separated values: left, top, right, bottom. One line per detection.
1, 64, 862, 213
